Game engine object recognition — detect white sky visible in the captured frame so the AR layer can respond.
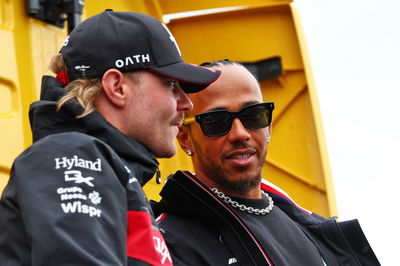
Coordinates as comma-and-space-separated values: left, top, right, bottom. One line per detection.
293, 0, 400, 264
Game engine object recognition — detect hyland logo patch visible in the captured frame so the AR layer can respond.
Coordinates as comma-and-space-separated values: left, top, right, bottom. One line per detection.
55, 155, 102, 172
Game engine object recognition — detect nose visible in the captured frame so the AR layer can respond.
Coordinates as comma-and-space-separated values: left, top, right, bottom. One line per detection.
227, 118, 251, 142
176, 87, 193, 112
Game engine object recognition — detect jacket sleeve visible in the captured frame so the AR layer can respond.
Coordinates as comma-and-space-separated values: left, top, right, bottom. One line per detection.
338, 220, 381, 266
8, 133, 128, 265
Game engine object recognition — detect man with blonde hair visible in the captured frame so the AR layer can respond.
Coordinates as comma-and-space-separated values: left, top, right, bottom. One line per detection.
0, 10, 219, 265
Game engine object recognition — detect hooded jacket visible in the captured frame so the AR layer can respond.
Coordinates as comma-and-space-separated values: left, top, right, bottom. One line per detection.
154, 171, 380, 266
0, 76, 172, 266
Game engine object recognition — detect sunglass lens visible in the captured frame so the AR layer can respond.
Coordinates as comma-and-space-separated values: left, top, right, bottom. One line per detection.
200, 112, 231, 136
241, 105, 270, 130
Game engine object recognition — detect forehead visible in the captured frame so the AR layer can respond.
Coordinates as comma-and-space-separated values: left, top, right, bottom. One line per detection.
189, 64, 263, 114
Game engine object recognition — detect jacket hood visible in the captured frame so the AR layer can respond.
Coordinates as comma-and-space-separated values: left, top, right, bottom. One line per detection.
29, 76, 158, 185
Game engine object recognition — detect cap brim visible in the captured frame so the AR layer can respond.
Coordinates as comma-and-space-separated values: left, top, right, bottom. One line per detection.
149, 62, 221, 93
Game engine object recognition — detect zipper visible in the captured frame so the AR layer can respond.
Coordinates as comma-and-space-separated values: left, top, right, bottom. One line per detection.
155, 167, 161, 184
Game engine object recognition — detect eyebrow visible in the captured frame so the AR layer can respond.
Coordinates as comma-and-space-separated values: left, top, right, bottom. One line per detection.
206, 101, 260, 112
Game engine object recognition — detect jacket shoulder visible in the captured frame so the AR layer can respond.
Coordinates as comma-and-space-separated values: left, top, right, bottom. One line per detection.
13, 131, 129, 188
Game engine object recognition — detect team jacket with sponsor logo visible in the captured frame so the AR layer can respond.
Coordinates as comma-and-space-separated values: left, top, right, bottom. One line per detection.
0, 76, 172, 266
154, 171, 380, 266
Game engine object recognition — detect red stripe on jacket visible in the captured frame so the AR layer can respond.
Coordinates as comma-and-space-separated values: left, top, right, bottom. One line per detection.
127, 211, 172, 265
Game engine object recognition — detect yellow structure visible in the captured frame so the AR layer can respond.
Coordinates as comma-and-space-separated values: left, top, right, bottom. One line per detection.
0, 0, 336, 217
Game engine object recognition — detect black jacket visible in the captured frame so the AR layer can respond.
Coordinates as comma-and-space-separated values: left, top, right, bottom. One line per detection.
0, 76, 172, 266
154, 171, 380, 266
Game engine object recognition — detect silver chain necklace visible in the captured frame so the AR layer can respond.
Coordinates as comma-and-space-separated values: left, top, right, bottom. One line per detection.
211, 188, 274, 215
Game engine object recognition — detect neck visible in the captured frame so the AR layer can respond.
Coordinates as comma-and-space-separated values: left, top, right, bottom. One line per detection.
95, 94, 126, 134
218, 186, 262, 199
194, 172, 262, 199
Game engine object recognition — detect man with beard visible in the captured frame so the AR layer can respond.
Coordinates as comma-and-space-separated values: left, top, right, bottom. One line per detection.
154, 60, 380, 265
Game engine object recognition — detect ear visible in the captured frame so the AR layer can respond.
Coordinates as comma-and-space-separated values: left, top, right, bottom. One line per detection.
177, 125, 193, 153
101, 69, 126, 108
267, 124, 272, 136
266, 124, 272, 143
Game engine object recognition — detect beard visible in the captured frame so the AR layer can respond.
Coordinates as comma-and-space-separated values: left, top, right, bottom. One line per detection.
192, 139, 267, 196
216, 174, 261, 194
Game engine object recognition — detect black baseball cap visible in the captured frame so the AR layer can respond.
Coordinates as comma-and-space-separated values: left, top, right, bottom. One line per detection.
60, 10, 220, 93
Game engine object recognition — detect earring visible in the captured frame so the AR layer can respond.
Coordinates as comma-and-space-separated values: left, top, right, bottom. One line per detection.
267, 136, 271, 143
186, 150, 193, 156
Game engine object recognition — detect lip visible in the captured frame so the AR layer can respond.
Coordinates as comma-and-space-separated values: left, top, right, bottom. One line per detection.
172, 115, 185, 127
171, 122, 181, 127
225, 149, 256, 167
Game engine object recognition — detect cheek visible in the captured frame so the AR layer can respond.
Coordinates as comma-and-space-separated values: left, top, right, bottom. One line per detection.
193, 132, 222, 159
160, 100, 177, 121
157, 93, 177, 115
204, 138, 226, 162
254, 131, 269, 152
145, 96, 177, 121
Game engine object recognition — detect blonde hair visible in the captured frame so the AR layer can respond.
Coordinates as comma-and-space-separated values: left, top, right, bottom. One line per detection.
50, 54, 140, 118
50, 54, 102, 118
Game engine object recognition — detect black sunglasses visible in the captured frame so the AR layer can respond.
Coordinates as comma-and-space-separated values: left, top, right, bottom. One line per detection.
183, 102, 274, 137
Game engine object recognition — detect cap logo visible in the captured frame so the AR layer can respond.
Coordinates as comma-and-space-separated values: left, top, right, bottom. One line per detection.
161, 23, 181, 56
74, 65, 91, 71
115, 54, 151, 68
